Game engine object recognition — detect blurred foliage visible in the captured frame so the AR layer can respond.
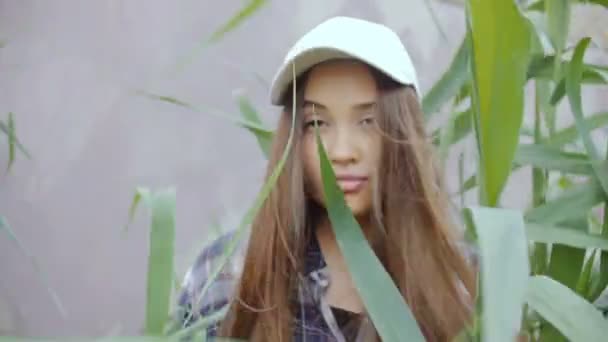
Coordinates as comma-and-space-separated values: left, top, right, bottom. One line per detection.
3, 0, 608, 341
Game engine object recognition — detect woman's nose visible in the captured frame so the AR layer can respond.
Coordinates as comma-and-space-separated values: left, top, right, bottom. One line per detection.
328, 127, 358, 165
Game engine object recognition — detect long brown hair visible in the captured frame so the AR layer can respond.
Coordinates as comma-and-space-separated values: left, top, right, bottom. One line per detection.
218, 63, 477, 341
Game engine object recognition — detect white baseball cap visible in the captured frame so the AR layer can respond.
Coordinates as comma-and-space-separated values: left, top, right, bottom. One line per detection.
269, 16, 420, 105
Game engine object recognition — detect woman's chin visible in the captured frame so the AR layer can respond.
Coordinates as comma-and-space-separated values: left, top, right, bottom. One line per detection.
344, 194, 370, 218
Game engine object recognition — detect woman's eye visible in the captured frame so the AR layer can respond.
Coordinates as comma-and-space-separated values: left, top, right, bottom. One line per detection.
305, 119, 326, 128
360, 117, 375, 126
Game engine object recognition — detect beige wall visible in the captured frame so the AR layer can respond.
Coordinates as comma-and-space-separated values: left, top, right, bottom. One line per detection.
1, 0, 606, 337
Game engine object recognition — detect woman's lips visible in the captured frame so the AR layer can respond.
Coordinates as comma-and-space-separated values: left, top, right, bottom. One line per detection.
336, 175, 368, 194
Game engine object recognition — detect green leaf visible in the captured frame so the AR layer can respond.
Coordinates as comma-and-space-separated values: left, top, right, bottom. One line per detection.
132, 188, 176, 335
124, 187, 152, 232
467, 0, 532, 206
208, 0, 267, 43
183, 63, 298, 324
525, 179, 606, 225
422, 37, 470, 118
529, 0, 608, 11
576, 249, 597, 297
463, 207, 529, 342
591, 146, 608, 300
0, 121, 31, 161
7, 112, 15, 171
526, 275, 608, 342
169, 0, 267, 75
550, 65, 608, 106
526, 223, 608, 251
514, 144, 596, 175
546, 0, 570, 53
142, 92, 274, 136
315, 128, 425, 341
236, 95, 273, 158
0, 216, 67, 317
545, 111, 608, 147
548, 244, 585, 291
567, 37, 608, 197
431, 109, 473, 147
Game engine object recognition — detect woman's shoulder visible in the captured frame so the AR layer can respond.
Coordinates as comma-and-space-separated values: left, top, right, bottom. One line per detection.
175, 229, 247, 329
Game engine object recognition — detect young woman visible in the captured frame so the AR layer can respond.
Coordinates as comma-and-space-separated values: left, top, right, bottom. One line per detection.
177, 16, 477, 341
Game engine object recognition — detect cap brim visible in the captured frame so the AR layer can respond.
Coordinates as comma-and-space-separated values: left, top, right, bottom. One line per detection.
270, 46, 414, 106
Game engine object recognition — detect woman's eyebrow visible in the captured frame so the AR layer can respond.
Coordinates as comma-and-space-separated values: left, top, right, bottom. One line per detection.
302, 100, 326, 110
353, 101, 377, 110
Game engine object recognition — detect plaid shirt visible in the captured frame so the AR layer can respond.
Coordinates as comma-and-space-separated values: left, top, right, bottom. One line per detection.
176, 230, 379, 341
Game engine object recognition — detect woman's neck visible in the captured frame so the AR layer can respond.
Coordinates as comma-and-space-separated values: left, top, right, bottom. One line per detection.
314, 213, 377, 313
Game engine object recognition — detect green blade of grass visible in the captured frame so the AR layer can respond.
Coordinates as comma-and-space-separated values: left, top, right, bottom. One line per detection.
566, 37, 608, 197
0, 120, 31, 160
526, 275, 608, 342
315, 127, 425, 342
514, 144, 597, 175
545, 111, 608, 147
207, 0, 267, 43
590, 141, 608, 301
576, 249, 597, 297
463, 207, 530, 342
134, 188, 176, 335
0, 216, 67, 318
236, 94, 273, 158
549, 69, 607, 106
170, 0, 268, 75
183, 63, 298, 325
422, 37, 470, 118
431, 109, 472, 147
467, 0, 532, 206
141, 92, 274, 137
525, 179, 606, 225
526, 222, 608, 251
7, 112, 15, 171
124, 187, 152, 233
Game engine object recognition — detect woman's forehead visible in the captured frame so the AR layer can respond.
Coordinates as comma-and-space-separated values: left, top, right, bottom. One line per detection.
303, 60, 378, 107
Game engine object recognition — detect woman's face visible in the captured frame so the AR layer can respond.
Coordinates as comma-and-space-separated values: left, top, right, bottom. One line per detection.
301, 60, 382, 218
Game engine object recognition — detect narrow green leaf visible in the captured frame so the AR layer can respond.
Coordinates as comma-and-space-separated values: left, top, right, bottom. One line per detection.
139, 188, 176, 335
208, 0, 267, 43
526, 222, 608, 251
514, 144, 596, 175
567, 37, 608, 197
184, 64, 298, 323
124, 188, 152, 232
591, 144, 608, 300
528, 0, 608, 11
545, 214, 588, 340
7, 112, 16, 171
169, 0, 267, 75
431, 109, 472, 147
546, 0, 570, 53
463, 207, 529, 342
525, 179, 606, 225
236, 95, 273, 158
438, 111, 457, 164
526, 275, 608, 342
550, 69, 608, 106
141, 92, 274, 136
548, 244, 585, 291
0, 121, 31, 160
422, 37, 469, 118
171, 305, 230, 340
0, 216, 67, 317
576, 249, 597, 296
458, 152, 466, 208
545, 111, 608, 147
315, 129, 425, 341
468, 0, 532, 206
